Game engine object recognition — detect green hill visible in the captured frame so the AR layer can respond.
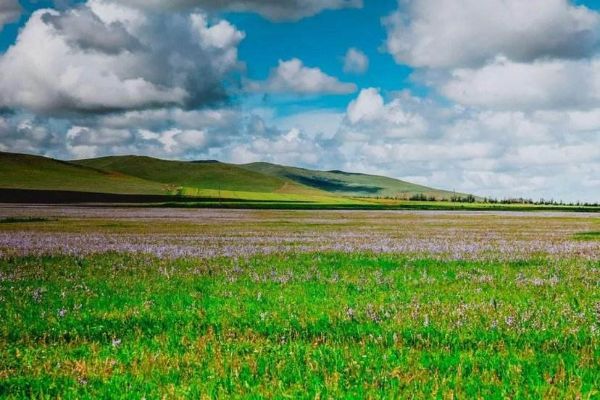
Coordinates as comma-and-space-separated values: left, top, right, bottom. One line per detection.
0, 152, 467, 204
0, 152, 168, 195
74, 156, 324, 196
240, 162, 458, 199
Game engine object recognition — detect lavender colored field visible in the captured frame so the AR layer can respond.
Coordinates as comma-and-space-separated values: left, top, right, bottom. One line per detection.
0, 206, 598, 260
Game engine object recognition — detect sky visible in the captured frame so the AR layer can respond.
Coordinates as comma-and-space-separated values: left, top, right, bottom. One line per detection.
0, 0, 599, 202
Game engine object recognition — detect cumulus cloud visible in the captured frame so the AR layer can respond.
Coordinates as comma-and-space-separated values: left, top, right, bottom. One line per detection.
385, 0, 600, 69
0, 113, 66, 156
116, 0, 362, 22
0, 0, 244, 115
66, 125, 209, 159
440, 58, 600, 111
0, 105, 243, 160
347, 88, 384, 123
384, 0, 600, 115
331, 88, 600, 201
0, 0, 21, 30
343, 48, 368, 74
385, 0, 600, 68
276, 110, 344, 140
0, 107, 327, 167
345, 88, 427, 137
249, 58, 357, 95
229, 128, 325, 165
41, 7, 143, 55
66, 107, 241, 159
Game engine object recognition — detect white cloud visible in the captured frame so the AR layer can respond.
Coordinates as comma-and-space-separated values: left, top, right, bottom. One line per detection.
347, 88, 384, 123
385, 1, 600, 116
97, 108, 239, 132
440, 58, 600, 111
343, 47, 368, 74
0, 105, 243, 160
345, 88, 428, 137
249, 58, 356, 95
65, 125, 210, 159
66, 126, 133, 147
332, 88, 600, 202
115, 0, 362, 22
226, 126, 323, 165
0, 0, 21, 30
385, 0, 600, 68
0, 1, 244, 115
276, 110, 344, 140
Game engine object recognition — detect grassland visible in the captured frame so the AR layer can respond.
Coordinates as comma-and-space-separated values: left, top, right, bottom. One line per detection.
74, 156, 322, 196
0, 207, 598, 398
0, 152, 168, 195
1, 253, 598, 399
574, 231, 600, 241
163, 198, 600, 212
177, 188, 367, 205
1, 152, 477, 206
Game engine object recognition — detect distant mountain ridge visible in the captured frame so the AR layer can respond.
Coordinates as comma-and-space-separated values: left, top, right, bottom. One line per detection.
0, 151, 466, 202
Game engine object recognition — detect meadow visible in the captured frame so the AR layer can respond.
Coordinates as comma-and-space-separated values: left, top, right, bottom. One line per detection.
0, 207, 598, 398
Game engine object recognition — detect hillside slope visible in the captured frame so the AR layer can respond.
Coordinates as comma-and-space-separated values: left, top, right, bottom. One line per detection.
74, 156, 326, 196
0, 152, 468, 203
240, 162, 457, 199
0, 152, 169, 195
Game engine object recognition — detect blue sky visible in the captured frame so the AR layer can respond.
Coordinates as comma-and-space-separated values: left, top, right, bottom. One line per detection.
0, 0, 599, 201
226, 0, 414, 113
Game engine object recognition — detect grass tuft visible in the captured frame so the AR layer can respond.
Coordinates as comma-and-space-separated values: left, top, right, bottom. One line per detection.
573, 231, 600, 240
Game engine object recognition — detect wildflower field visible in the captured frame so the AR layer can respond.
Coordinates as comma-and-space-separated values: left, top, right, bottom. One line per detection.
0, 207, 598, 398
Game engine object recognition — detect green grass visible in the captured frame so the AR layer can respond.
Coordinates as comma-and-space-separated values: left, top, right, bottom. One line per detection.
574, 231, 600, 240
0, 152, 168, 195
1, 253, 598, 398
177, 187, 367, 205
161, 199, 600, 212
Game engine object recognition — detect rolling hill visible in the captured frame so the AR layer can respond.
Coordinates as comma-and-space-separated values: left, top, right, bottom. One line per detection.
0, 151, 465, 204
241, 162, 458, 199
73, 156, 331, 199
0, 151, 168, 195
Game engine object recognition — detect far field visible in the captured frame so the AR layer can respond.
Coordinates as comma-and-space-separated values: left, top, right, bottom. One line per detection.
0, 207, 598, 398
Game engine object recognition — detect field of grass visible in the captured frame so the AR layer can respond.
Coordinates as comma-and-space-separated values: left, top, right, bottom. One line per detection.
162, 198, 600, 213
574, 231, 600, 241
2, 253, 598, 398
177, 187, 367, 205
0, 208, 598, 398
